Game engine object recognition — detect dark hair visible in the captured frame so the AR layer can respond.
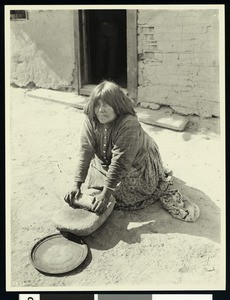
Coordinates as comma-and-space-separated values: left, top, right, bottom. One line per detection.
84, 80, 136, 123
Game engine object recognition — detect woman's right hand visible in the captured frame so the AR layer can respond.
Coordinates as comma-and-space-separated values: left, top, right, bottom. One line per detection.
64, 186, 81, 207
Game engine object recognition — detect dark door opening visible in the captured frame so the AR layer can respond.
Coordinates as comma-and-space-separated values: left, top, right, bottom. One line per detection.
86, 10, 127, 88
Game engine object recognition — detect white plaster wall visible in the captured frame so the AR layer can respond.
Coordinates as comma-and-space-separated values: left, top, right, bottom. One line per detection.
137, 9, 220, 117
10, 10, 75, 89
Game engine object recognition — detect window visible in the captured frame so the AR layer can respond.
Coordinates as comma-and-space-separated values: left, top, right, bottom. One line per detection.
10, 10, 28, 21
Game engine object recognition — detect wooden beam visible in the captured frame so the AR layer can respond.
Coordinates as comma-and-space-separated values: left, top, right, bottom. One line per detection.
127, 10, 138, 104
73, 10, 81, 94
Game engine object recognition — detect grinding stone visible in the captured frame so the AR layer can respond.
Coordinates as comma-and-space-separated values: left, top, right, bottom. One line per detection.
52, 189, 116, 236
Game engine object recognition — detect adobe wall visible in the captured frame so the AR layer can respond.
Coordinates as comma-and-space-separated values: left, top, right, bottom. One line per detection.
10, 10, 75, 89
137, 9, 219, 117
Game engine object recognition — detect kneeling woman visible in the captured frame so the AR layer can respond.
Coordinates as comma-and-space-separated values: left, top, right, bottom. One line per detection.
64, 81, 198, 221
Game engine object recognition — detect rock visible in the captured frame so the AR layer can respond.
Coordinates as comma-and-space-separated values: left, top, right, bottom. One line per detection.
149, 103, 160, 110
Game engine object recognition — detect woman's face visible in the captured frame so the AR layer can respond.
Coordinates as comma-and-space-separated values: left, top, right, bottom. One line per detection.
94, 99, 117, 124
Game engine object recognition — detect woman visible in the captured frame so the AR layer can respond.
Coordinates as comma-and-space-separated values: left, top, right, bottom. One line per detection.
64, 81, 199, 221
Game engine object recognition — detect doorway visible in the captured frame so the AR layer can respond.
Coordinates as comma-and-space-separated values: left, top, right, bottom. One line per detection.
88, 10, 127, 87
74, 10, 137, 101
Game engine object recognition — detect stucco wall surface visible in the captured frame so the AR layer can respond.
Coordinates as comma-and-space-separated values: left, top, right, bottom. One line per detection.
137, 9, 219, 117
10, 10, 75, 89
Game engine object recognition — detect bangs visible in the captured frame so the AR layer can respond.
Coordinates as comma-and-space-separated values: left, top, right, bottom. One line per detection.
84, 81, 136, 121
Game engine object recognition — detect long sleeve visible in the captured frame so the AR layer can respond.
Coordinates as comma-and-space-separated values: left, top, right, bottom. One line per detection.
105, 116, 140, 189
74, 116, 96, 183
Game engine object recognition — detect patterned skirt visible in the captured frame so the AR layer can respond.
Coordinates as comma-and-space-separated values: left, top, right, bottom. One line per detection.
85, 145, 173, 211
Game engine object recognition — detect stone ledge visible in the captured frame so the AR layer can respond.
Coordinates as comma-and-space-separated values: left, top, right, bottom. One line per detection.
136, 107, 188, 131
27, 88, 188, 131
26, 88, 87, 110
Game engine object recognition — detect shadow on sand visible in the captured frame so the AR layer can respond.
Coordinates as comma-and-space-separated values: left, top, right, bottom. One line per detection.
85, 176, 221, 251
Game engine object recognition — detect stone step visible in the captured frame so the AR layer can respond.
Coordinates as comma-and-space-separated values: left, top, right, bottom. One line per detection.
26, 88, 188, 131
136, 107, 188, 131
26, 88, 87, 109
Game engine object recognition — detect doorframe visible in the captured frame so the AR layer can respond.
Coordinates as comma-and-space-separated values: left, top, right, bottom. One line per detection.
73, 9, 138, 104
126, 10, 138, 102
72, 11, 81, 93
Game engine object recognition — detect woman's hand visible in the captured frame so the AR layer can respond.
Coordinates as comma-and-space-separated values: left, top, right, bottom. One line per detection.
64, 182, 82, 206
92, 193, 110, 213
92, 187, 113, 213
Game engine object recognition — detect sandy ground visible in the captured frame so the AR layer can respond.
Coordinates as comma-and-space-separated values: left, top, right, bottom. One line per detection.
8, 87, 224, 290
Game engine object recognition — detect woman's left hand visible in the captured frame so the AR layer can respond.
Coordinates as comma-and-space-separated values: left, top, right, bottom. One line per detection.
92, 193, 109, 213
